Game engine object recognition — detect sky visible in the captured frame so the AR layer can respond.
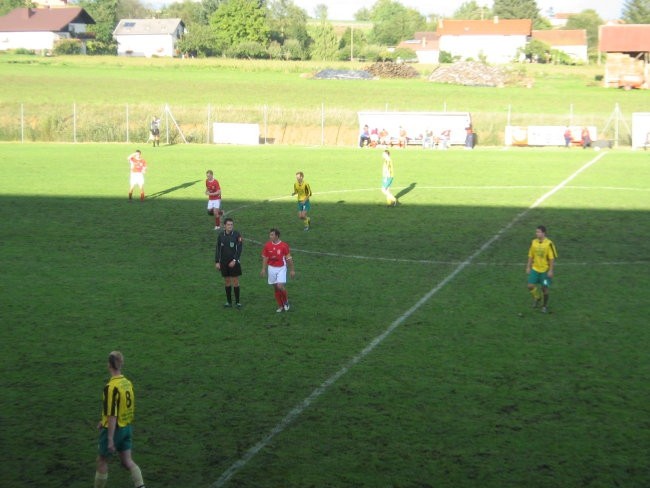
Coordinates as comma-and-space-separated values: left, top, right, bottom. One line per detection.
291, 0, 625, 21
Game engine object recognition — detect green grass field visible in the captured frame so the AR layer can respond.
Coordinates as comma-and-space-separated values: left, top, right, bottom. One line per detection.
1, 142, 649, 487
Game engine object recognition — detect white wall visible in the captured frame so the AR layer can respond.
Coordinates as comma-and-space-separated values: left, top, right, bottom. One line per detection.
0, 31, 59, 51
116, 34, 175, 57
554, 45, 588, 63
440, 35, 527, 64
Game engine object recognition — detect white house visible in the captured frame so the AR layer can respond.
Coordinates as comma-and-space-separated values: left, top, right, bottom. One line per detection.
397, 32, 440, 64
437, 18, 532, 64
113, 19, 185, 58
532, 29, 588, 63
0, 6, 95, 52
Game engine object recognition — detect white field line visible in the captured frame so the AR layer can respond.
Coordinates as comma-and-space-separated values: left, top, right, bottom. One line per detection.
242, 237, 647, 267
211, 152, 608, 488
225, 184, 650, 215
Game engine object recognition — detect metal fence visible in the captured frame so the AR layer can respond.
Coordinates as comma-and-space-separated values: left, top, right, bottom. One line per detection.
0, 102, 633, 146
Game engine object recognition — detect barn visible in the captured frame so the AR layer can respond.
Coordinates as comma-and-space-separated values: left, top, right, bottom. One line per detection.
599, 24, 650, 89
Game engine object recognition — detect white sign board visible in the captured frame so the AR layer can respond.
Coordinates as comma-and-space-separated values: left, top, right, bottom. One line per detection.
213, 123, 259, 145
632, 113, 650, 149
505, 125, 597, 146
358, 112, 472, 145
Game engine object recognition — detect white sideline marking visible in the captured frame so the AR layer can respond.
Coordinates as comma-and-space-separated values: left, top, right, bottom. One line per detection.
210, 152, 607, 487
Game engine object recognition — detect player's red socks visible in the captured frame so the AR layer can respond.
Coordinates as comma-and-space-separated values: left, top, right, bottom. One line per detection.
274, 289, 283, 306
140, 192, 145, 201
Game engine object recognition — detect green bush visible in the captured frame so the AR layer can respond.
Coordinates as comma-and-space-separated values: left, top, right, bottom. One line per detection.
53, 39, 83, 55
226, 41, 268, 59
12, 48, 36, 55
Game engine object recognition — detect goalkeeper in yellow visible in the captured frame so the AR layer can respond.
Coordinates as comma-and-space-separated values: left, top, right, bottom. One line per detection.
292, 171, 312, 231
526, 225, 557, 313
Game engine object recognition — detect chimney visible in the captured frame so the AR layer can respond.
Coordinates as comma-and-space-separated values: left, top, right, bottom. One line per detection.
438, 18, 444, 30
494, 15, 499, 23
422, 36, 426, 47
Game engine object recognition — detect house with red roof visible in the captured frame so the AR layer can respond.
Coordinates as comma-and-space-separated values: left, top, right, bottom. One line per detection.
599, 24, 650, 89
437, 17, 532, 64
0, 6, 94, 53
532, 29, 588, 63
397, 32, 440, 64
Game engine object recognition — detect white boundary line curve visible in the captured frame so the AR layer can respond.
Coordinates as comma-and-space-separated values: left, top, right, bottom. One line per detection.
211, 152, 608, 487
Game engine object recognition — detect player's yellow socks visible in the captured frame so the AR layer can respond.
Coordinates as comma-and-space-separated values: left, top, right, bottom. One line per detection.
94, 471, 108, 488
529, 288, 540, 300
130, 464, 144, 487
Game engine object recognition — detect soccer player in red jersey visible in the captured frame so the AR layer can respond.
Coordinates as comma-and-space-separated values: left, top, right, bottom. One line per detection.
127, 150, 146, 202
205, 170, 223, 230
260, 228, 295, 312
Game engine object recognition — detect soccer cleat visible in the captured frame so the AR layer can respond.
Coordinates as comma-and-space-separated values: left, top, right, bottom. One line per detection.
276, 307, 283, 313
303, 226, 309, 231
283, 302, 290, 311
224, 302, 232, 308
532, 296, 541, 308
541, 306, 548, 313
236, 303, 242, 309
214, 226, 221, 231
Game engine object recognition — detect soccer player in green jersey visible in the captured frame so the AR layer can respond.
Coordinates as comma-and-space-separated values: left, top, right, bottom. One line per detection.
292, 171, 312, 231
94, 351, 145, 488
381, 150, 397, 206
526, 225, 558, 313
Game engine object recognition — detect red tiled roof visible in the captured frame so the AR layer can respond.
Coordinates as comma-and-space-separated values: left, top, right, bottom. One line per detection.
599, 24, 650, 52
437, 18, 532, 36
0, 7, 94, 32
532, 29, 586, 46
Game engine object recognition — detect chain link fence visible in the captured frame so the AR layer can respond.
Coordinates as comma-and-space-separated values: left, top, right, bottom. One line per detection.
0, 102, 630, 147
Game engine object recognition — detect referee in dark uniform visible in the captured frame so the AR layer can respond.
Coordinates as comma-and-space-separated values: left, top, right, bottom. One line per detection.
215, 217, 243, 308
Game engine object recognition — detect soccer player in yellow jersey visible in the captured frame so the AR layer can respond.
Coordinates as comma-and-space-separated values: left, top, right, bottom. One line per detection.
292, 171, 312, 231
94, 351, 145, 488
381, 150, 397, 206
526, 225, 558, 313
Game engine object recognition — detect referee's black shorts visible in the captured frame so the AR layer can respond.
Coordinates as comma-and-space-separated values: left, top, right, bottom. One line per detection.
219, 261, 242, 278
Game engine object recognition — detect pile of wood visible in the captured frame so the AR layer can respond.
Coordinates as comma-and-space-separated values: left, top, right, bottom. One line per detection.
428, 61, 531, 87
365, 62, 420, 79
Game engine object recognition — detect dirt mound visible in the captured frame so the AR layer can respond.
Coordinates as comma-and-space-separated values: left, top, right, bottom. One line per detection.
364, 61, 420, 79
428, 61, 531, 87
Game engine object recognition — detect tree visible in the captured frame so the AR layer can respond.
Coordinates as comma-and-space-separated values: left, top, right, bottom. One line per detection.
370, 0, 425, 45
493, 0, 540, 22
77, 0, 119, 53
116, 0, 152, 19
314, 3, 327, 21
0, 0, 31, 16
210, 0, 270, 51
267, 0, 310, 51
453, 1, 491, 20
564, 9, 603, 60
160, 0, 204, 27
354, 7, 371, 21
622, 0, 650, 23
309, 19, 338, 60
177, 23, 218, 56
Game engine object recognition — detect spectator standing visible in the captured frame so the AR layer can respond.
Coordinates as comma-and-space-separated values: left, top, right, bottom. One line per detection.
581, 127, 591, 149
564, 127, 572, 148
359, 124, 370, 147
149, 117, 160, 147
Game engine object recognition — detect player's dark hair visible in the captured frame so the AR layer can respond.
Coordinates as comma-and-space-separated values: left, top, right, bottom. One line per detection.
270, 228, 280, 237
296, 171, 304, 177
537, 225, 546, 233
224, 217, 233, 224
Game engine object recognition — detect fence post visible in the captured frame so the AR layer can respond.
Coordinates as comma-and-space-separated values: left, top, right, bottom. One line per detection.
264, 104, 267, 144
20, 103, 24, 143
